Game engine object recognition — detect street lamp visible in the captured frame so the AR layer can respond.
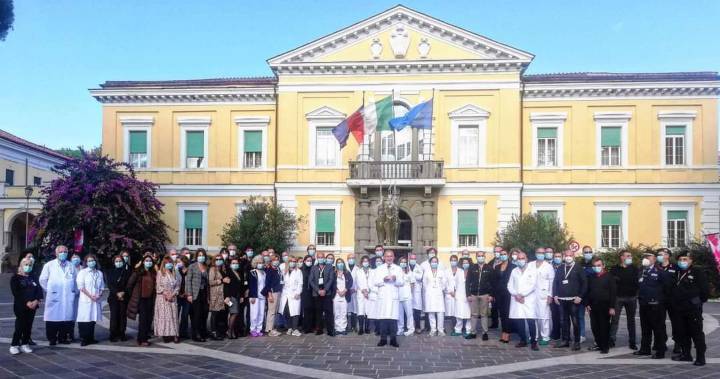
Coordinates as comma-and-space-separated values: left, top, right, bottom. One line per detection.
24, 185, 33, 249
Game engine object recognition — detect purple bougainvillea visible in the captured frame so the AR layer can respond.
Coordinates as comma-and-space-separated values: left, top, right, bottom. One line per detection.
30, 151, 170, 257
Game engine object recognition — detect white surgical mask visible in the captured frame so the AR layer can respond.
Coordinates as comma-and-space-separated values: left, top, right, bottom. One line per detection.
641, 258, 651, 267
564, 256, 574, 264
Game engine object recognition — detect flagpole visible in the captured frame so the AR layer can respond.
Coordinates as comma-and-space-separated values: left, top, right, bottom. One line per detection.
429, 88, 435, 161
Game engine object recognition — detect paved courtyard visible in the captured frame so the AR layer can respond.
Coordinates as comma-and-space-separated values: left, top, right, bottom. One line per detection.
1, 273, 719, 379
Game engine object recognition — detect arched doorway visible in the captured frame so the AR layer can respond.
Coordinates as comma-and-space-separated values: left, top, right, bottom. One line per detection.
397, 209, 412, 247
5, 212, 34, 270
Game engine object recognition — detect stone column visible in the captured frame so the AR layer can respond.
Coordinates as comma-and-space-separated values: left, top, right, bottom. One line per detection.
355, 199, 372, 251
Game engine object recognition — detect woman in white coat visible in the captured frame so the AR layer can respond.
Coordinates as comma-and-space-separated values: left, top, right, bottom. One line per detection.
367, 258, 382, 335
533, 249, 555, 345
422, 256, 447, 336
39, 245, 78, 345
453, 258, 472, 336
279, 256, 303, 336
355, 256, 372, 335
397, 256, 414, 336
76, 254, 105, 346
445, 256, 459, 331
507, 250, 539, 350
409, 255, 424, 333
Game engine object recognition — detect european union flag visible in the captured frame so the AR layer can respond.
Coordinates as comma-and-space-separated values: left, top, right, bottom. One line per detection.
388, 98, 433, 131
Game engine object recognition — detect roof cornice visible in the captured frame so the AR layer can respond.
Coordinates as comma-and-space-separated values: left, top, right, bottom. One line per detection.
272, 59, 527, 76
89, 87, 276, 105
523, 80, 720, 100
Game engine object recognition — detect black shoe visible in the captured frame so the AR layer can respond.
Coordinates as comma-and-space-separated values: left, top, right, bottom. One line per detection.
327, 332, 336, 337
554, 342, 570, 348
531, 342, 539, 351
28, 339, 37, 346
464, 333, 476, 340
59, 339, 71, 345
375, 331, 380, 336
377, 340, 387, 347
315, 331, 323, 335
600, 349, 609, 354
572, 342, 581, 351
693, 360, 705, 366
515, 342, 527, 348
672, 345, 682, 354
80, 341, 88, 347
608, 340, 615, 348
358, 328, 364, 336
651, 353, 665, 359
390, 339, 399, 348
671, 355, 693, 362
633, 350, 651, 356
482, 333, 488, 341
629, 343, 638, 350
49, 340, 57, 346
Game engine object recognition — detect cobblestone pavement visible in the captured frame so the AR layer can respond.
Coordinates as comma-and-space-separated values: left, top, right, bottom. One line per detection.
1, 273, 719, 378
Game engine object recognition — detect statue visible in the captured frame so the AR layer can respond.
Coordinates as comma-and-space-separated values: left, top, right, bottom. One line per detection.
375, 204, 386, 246
375, 185, 400, 246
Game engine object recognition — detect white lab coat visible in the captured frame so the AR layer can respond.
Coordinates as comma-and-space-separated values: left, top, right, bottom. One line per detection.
355, 267, 373, 316
371, 263, 404, 320
279, 269, 303, 317
507, 264, 538, 319
366, 268, 379, 319
534, 261, 555, 320
39, 259, 79, 322
453, 269, 471, 319
76, 267, 105, 322
422, 268, 447, 313
398, 268, 412, 301
420, 259, 444, 274
410, 264, 423, 310
348, 265, 360, 313
445, 268, 460, 317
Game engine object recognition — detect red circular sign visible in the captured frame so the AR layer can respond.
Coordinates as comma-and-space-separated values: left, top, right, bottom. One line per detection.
569, 240, 580, 252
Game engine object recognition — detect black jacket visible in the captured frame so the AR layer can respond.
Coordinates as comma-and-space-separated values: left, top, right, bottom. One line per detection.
106, 266, 130, 299
491, 262, 515, 298
467, 263, 494, 296
586, 272, 617, 307
224, 268, 247, 299
11, 274, 43, 310
553, 263, 588, 299
610, 265, 640, 298
638, 266, 672, 305
670, 266, 709, 311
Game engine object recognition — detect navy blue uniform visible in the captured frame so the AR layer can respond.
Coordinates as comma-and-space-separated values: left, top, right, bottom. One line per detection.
637, 265, 672, 356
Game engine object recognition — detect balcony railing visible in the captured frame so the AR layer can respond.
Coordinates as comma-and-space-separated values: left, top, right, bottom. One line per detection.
348, 160, 444, 180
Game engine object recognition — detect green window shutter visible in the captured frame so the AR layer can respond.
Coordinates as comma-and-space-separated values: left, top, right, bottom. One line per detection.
537, 210, 558, 221
186, 131, 205, 158
458, 210, 478, 235
184, 210, 202, 229
666, 125, 686, 136
244, 130, 262, 153
537, 127, 557, 139
316, 209, 335, 233
129, 131, 147, 154
667, 210, 688, 220
601, 127, 621, 147
601, 210, 622, 226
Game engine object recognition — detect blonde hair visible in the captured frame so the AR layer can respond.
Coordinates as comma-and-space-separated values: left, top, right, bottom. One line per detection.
17, 257, 33, 275
251, 255, 263, 268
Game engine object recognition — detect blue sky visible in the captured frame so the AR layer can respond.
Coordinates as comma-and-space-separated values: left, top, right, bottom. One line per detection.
0, 0, 718, 149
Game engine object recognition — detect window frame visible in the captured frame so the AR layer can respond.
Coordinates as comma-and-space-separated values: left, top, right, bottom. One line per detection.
530, 112, 566, 168
178, 202, 208, 250
306, 107, 345, 169
448, 104, 489, 168
178, 117, 211, 170
120, 116, 154, 170
530, 201, 565, 224
309, 200, 341, 251
451, 200, 485, 250
235, 116, 270, 170
32, 176, 42, 186
594, 112, 631, 168
5, 169, 14, 186
661, 202, 695, 249
659, 111, 695, 167
594, 201, 629, 251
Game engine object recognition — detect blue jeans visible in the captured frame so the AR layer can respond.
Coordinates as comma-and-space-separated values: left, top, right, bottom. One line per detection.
514, 318, 537, 344
578, 305, 586, 338
177, 297, 190, 338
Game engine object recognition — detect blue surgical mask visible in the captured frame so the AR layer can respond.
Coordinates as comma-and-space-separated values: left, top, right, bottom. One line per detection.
348, 259, 355, 266
58, 252, 68, 261
271, 261, 280, 267
165, 263, 174, 270
263, 256, 271, 263
592, 266, 602, 274
678, 261, 689, 270
71, 257, 81, 266
123, 255, 129, 263
326, 259, 335, 265
144, 261, 153, 269
624, 258, 633, 266
231, 263, 240, 270
256, 264, 264, 270
115, 261, 124, 269
536, 253, 545, 261
304, 261, 312, 267
500, 255, 508, 262
282, 256, 289, 262
545, 254, 553, 261
477, 257, 485, 264
87, 260, 97, 269
375, 260, 382, 266
288, 262, 296, 269
494, 252, 501, 259
317, 258, 326, 265
656, 255, 665, 264
399, 262, 407, 269
450, 261, 458, 268
516, 259, 527, 268
553, 257, 562, 265
409, 259, 416, 266
430, 262, 438, 269
375, 250, 383, 257
336, 263, 345, 270
307, 249, 315, 257
23, 265, 33, 273
462, 263, 470, 270
247, 250, 254, 258
583, 253, 593, 261
362, 262, 369, 268
215, 260, 224, 266
197, 256, 206, 263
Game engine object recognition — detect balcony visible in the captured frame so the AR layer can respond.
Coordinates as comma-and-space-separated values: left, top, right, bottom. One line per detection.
347, 160, 445, 187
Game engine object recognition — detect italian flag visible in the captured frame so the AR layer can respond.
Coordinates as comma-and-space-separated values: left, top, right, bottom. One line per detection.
333, 96, 393, 147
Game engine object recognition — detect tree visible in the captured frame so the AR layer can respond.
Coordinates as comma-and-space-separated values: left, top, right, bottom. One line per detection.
56, 146, 102, 159
495, 213, 572, 255
221, 196, 304, 253
0, 0, 13, 41
29, 151, 170, 261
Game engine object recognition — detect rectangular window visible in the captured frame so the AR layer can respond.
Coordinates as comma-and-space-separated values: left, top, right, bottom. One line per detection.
667, 210, 688, 248
600, 127, 621, 166
185, 131, 205, 168
315, 127, 338, 167
665, 125, 686, 165
458, 125, 479, 166
315, 209, 335, 246
33, 176, 41, 186
537, 210, 558, 221
128, 130, 148, 168
184, 210, 203, 246
243, 130, 262, 168
601, 210, 622, 248
537, 127, 557, 167
457, 209, 478, 247
4, 169, 14, 186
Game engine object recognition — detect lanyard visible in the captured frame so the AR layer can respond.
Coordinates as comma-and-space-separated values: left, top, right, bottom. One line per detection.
563, 263, 575, 281
676, 271, 688, 286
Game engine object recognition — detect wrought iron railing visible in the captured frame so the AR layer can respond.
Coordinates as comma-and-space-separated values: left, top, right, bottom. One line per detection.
348, 160, 444, 180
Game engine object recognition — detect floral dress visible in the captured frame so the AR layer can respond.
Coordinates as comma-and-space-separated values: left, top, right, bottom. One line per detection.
153, 272, 179, 337
208, 267, 226, 312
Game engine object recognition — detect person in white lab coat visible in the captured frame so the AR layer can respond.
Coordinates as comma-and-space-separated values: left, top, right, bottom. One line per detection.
333, 258, 353, 335
372, 250, 404, 347
445, 255, 459, 329
507, 249, 539, 350
423, 256, 447, 336
453, 258, 472, 336
76, 254, 105, 346
346, 253, 358, 333
420, 247, 442, 333
355, 256, 373, 335
396, 256, 414, 336
39, 245, 78, 345
370, 256, 384, 335
533, 248, 555, 345
279, 256, 303, 336
408, 254, 424, 333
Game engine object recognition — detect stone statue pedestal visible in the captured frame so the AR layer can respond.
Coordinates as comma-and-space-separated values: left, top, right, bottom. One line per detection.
363, 245, 413, 259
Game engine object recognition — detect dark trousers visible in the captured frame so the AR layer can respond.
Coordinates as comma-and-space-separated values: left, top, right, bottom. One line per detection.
609, 296, 637, 345
514, 318, 536, 343
675, 306, 706, 362
177, 297, 190, 338
590, 303, 611, 351
78, 321, 96, 343
550, 302, 561, 340
490, 301, 499, 328
666, 305, 677, 347
45, 320, 72, 343
314, 295, 334, 334
108, 296, 128, 340
413, 309, 422, 330
497, 295, 512, 333
210, 310, 228, 337
302, 297, 316, 332
235, 298, 248, 336
559, 300, 581, 343
242, 296, 251, 335
12, 307, 35, 346
639, 303, 667, 354
137, 297, 154, 343
191, 290, 209, 339
379, 319, 398, 342
283, 304, 300, 329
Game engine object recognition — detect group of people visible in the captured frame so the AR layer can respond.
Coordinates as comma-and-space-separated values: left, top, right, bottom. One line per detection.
8, 243, 710, 366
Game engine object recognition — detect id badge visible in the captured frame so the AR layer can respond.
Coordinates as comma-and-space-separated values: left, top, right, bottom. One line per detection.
319, 277, 324, 286
244, 281, 248, 285
562, 279, 569, 285
639, 278, 644, 283
280, 279, 285, 285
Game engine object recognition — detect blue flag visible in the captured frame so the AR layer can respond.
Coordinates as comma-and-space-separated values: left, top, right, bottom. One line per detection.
388, 98, 433, 131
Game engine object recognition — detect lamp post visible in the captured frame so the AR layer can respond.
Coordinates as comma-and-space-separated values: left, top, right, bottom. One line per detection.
24, 185, 33, 249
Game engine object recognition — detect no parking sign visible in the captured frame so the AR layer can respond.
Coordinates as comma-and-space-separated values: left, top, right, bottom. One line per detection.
568, 240, 580, 253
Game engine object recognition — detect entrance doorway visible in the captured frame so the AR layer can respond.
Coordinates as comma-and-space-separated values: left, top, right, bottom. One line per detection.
397, 209, 412, 247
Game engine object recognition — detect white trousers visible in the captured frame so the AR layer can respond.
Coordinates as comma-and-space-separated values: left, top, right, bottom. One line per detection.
397, 300, 413, 331
536, 318, 550, 341
333, 297, 347, 332
455, 318, 471, 333
428, 312, 445, 333
250, 298, 266, 333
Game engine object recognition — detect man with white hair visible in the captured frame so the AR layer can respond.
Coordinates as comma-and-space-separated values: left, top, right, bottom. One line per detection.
39, 245, 78, 345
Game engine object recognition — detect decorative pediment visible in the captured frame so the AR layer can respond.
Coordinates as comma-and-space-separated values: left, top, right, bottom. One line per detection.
268, 5, 533, 75
448, 104, 490, 120
305, 106, 346, 120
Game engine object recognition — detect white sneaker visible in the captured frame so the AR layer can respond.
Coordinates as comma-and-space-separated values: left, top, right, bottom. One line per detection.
268, 330, 281, 337
9, 346, 20, 355
291, 330, 302, 337
286, 329, 294, 336
437, 331, 446, 336
580, 336, 586, 343
20, 345, 32, 354
429, 330, 437, 337
404, 330, 414, 337
396, 331, 404, 336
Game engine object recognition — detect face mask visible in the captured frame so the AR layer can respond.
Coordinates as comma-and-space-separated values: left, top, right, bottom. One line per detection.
58, 252, 68, 261
399, 262, 407, 269
545, 254, 553, 261
164, 263, 174, 270
375, 260, 383, 267
336, 263, 345, 270
326, 259, 335, 265
409, 259, 416, 266
184, 254, 191, 260
450, 261, 458, 268
72, 257, 81, 266
23, 265, 33, 273
115, 261, 124, 268
535, 253, 545, 261
462, 263, 470, 270
641, 258, 651, 267
583, 253, 593, 261
271, 261, 280, 267
229, 250, 236, 257
500, 255, 508, 262
516, 259, 527, 268
564, 256, 574, 264
317, 258, 326, 265
197, 256, 206, 263
221, 253, 228, 260
553, 257, 562, 265
461, 254, 469, 258
592, 266, 602, 274
87, 260, 97, 269
678, 261, 689, 270
362, 262, 369, 268
247, 251, 254, 258
304, 261, 312, 267
144, 261, 153, 269
307, 249, 315, 257
256, 264, 264, 270
170, 255, 177, 261
375, 251, 383, 257
123, 255, 129, 263
231, 263, 240, 270
288, 262, 296, 269
494, 252, 501, 259
624, 258, 633, 266
511, 254, 518, 261
263, 256, 271, 263
215, 260, 224, 266
430, 262, 438, 269
348, 259, 355, 266
428, 253, 436, 258
176, 263, 184, 270
656, 255, 665, 264
477, 257, 485, 264
282, 256, 289, 262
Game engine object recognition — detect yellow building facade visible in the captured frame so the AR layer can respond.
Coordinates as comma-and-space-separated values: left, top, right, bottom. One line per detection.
92, 6, 720, 259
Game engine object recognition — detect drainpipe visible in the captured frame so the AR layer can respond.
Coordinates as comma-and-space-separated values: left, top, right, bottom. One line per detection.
273, 80, 279, 205
519, 80, 525, 216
